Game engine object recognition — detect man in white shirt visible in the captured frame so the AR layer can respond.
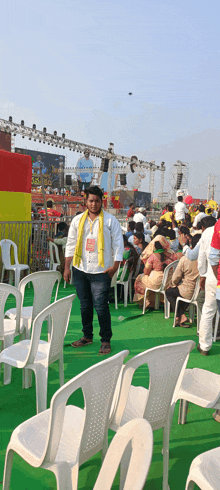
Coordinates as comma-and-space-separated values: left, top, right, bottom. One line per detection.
196, 216, 217, 355
64, 186, 123, 354
174, 196, 187, 222
133, 207, 147, 225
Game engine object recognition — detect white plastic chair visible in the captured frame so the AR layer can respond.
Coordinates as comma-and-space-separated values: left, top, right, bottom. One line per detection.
5, 270, 62, 341
49, 242, 71, 288
172, 275, 201, 329
108, 340, 195, 490
0, 239, 30, 288
0, 294, 76, 413
110, 266, 120, 310
176, 367, 220, 425
2, 350, 129, 490
0, 284, 23, 385
185, 446, 220, 490
143, 259, 179, 316
49, 241, 60, 270
114, 261, 133, 309
93, 419, 153, 490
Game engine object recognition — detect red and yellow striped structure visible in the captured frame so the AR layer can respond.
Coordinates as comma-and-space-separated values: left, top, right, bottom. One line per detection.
0, 150, 32, 221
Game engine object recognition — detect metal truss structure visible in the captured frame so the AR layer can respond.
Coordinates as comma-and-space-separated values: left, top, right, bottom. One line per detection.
0, 117, 166, 201
169, 160, 189, 201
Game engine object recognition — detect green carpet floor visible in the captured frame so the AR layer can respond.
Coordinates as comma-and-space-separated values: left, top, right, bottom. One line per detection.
1, 281, 219, 490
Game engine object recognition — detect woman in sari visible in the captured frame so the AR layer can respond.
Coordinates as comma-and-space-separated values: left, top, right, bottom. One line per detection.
133, 235, 181, 308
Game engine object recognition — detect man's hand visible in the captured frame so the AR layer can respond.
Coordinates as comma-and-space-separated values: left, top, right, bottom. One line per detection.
200, 277, 206, 290
104, 266, 118, 279
104, 261, 120, 279
46, 236, 53, 242
64, 267, 71, 283
64, 257, 73, 283
212, 264, 218, 280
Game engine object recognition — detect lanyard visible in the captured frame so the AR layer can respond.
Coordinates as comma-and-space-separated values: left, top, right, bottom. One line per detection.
87, 216, 97, 235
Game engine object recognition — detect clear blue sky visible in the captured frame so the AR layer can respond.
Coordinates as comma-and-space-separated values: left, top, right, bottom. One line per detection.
1, 0, 220, 199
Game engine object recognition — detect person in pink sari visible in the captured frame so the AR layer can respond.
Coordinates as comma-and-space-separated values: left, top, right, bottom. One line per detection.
133, 234, 182, 308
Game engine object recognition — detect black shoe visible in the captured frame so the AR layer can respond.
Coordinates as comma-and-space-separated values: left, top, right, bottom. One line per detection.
197, 344, 209, 356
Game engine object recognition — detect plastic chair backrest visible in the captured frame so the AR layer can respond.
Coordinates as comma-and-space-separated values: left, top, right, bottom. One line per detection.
93, 419, 153, 490
19, 271, 62, 321
0, 239, 18, 267
190, 275, 200, 302
49, 242, 60, 269
132, 256, 141, 279
160, 260, 179, 291
111, 267, 120, 288
26, 294, 76, 366
118, 261, 129, 283
0, 283, 22, 338
43, 350, 129, 466
113, 340, 195, 431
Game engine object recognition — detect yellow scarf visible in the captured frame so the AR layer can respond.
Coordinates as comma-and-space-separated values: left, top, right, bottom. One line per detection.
73, 209, 105, 268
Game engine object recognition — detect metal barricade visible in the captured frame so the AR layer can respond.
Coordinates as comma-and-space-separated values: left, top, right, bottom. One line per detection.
0, 220, 63, 275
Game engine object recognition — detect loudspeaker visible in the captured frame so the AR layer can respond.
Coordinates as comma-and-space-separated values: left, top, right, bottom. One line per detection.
101, 158, 109, 172
174, 172, 183, 190
65, 175, 72, 186
120, 174, 127, 186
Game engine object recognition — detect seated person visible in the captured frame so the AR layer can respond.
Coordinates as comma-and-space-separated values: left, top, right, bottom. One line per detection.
191, 220, 203, 236
133, 232, 148, 255
117, 235, 139, 281
129, 222, 151, 245
125, 220, 136, 239
165, 234, 200, 327
193, 204, 206, 229
160, 204, 173, 223
166, 228, 180, 252
133, 235, 179, 308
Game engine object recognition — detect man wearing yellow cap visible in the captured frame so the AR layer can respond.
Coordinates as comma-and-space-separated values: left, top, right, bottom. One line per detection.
64, 186, 124, 354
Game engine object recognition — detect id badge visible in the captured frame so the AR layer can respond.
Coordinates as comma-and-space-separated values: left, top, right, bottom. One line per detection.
86, 238, 95, 252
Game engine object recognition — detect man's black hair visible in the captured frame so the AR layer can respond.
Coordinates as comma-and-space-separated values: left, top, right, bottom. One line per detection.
57, 222, 69, 231
178, 196, 183, 202
200, 216, 216, 229
128, 221, 136, 231
167, 228, 176, 240
167, 204, 173, 212
199, 204, 205, 213
191, 234, 201, 249
197, 221, 203, 230
85, 186, 103, 200
179, 225, 190, 236
135, 222, 144, 232
46, 200, 53, 208
129, 202, 134, 207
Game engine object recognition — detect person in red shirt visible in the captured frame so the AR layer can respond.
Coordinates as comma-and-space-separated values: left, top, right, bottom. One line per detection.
127, 202, 135, 219
38, 200, 62, 220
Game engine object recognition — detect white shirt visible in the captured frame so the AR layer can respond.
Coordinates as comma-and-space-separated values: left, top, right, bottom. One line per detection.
133, 212, 147, 225
193, 212, 206, 228
65, 210, 124, 273
182, 240, 201, 260
175, 201, 187, 221
198, 226, 216, 282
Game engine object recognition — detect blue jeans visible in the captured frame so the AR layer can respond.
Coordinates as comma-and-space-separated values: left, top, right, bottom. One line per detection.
72, 267, 112, 343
